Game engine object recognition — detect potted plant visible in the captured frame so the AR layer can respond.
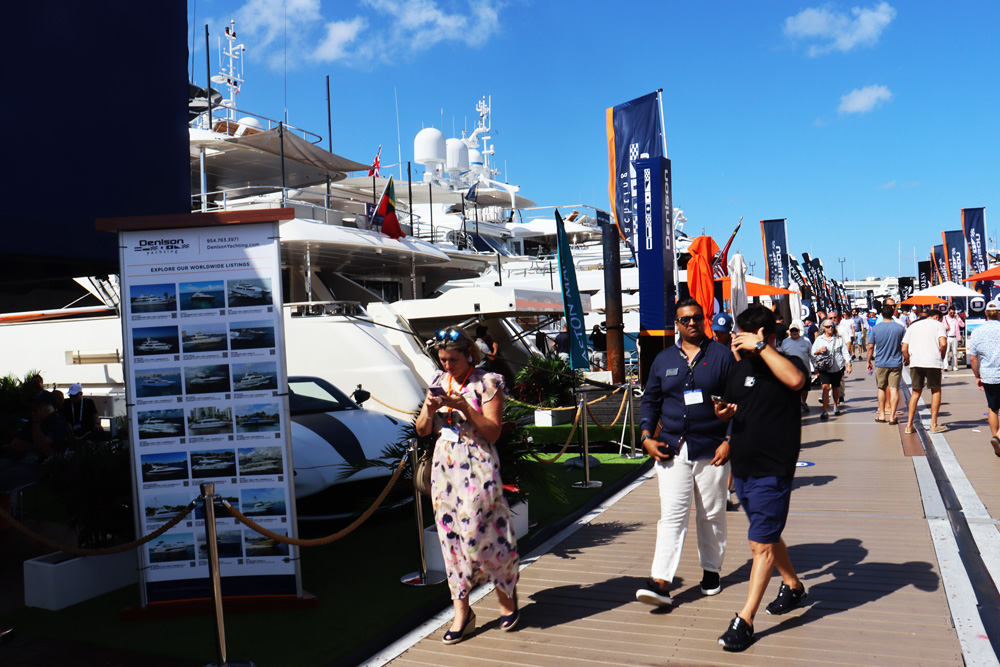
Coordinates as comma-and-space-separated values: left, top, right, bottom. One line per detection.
508, 354, 583, 426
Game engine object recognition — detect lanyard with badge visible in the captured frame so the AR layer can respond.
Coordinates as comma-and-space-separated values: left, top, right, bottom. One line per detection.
682, 346, 704, 407
439, 365, 473, 443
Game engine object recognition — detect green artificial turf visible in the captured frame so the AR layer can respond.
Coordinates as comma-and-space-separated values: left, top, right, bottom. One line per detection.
0, 441, 648, 665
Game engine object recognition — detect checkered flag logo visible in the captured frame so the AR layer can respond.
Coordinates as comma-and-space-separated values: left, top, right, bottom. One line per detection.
629, 143, 639, 161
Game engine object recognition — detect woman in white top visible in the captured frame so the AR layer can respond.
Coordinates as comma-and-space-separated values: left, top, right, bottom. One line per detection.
811, 319, 852, 420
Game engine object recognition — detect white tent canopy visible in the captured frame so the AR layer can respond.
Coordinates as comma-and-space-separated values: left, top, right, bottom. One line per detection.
911, 281, 983, 298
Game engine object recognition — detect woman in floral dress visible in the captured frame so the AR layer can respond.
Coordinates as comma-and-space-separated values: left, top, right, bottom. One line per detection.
415, 327, 520, 644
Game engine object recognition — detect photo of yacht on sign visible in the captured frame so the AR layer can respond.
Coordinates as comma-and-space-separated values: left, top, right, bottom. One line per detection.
129, 283, 177, 313
194, 494, 240, 521
184, 364, 231, 395
232, 362, 278, 391
181, 324, 229, 353
227, 278, 272, 307
238, 446, 283, 476
240, 488, 285, 517
186, 406, 233, 435
245, 529, 289, 557
140, 451, 189, 483
198, 529, 243, 559
179, 280, 225, 311
236, 403, 281, 433
135, 368, 182, 398
228, 320, 275, 350
145, 493, 193, 522
147, 533, 195, 563
136, 409, 186, 440
190, 449, 237, 479
132, 325, 179, 356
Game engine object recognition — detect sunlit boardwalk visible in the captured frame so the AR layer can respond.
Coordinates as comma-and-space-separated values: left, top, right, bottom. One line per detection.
375, 368, 1000, 666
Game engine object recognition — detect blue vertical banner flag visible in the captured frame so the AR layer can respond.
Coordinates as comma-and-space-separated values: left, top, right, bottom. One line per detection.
962, 207, 991, 303
760, 219, 790, 288
634, 156, 676, 335
918, 261, 932, 290
554, 210, 589, 370
932, 245, 947, 285
606, 92, 663, 253
942, 230, 967, 283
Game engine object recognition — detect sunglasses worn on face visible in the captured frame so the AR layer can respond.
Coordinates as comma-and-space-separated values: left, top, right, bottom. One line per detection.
435, 329, 462, 342
677, 315, 705, 325
823, 325, 834, 328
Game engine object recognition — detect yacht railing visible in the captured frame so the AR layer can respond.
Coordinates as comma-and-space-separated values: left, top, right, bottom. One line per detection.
190, 106, 323, 144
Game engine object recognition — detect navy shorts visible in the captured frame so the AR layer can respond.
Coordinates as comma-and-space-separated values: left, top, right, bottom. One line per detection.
733, 475, 793, 544
984, 383, 1000, 413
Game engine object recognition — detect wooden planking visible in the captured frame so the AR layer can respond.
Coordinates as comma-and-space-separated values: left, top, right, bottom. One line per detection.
385, 371, 966, 666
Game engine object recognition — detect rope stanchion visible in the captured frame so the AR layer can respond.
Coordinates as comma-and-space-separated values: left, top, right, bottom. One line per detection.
221, 455, 408, 546
530, 406, 583, 463
0, 499, 198, 557
508, 386, 624, 413
368, 395, 419, 415
585, 389, 630, 430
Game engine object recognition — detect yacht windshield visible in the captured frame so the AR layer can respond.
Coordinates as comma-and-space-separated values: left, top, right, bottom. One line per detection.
288, 377, 359, 414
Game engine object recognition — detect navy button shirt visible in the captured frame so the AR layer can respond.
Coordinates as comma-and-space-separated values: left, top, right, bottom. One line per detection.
639, 338, 735, 460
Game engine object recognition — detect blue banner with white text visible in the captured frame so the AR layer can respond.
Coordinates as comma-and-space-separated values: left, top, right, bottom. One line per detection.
634, 156, 676, 335
932, 245, 946, 285
606, 92, 663, 253
554, 210, 589, 369
962, 207, 991, 308
760, 219, 790, 288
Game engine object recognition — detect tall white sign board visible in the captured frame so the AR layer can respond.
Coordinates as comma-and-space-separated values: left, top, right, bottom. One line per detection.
119, 223, 300, 604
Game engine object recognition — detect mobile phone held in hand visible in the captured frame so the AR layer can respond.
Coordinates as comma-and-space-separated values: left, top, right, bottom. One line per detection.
710, 395, 723, 403
428, 385, 447, 397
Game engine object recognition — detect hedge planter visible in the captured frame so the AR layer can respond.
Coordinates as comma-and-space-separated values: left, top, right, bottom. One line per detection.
24, 550, 138, 610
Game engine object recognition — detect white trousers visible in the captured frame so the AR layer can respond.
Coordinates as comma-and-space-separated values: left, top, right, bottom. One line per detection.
651, 443, 729, 582
945, 337, 959, 370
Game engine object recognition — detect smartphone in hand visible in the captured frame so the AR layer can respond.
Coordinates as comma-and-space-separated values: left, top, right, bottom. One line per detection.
428, 385, 447, 397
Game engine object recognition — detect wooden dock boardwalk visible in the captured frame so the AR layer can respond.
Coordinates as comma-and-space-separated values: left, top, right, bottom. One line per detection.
378, 366, 1000, 666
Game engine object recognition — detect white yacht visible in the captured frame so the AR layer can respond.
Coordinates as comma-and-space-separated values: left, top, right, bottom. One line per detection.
189, 417, 231, 431
234, 373, 270, 390
137, 338, 171, 353
142, 376, 174, 387
183, 332, 225, 347
132, 293, 176, 306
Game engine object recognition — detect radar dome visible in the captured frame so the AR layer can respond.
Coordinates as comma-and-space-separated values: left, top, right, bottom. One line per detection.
445, 138, 469, 173
237, 117, 263, 130
414, 128, 446, 165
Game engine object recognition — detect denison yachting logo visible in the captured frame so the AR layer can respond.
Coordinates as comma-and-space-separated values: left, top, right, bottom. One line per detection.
135, 237, 190, 255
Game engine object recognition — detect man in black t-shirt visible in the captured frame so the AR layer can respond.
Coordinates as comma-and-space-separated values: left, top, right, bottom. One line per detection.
713, 305, 808, 652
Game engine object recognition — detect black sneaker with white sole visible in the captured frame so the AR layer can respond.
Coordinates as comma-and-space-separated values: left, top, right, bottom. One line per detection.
700, 570, 722, 595
765, 582, 808, 615
718, 614, 753, 651
635, 579, 671, 606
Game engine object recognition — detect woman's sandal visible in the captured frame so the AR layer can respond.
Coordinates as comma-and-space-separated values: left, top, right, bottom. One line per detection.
875, 415, 886, 423
499, 590, 520, 632
442, 611, 476, 645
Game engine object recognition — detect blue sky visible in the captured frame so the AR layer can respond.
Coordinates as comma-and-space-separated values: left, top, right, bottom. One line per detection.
187, 1, 1000, 281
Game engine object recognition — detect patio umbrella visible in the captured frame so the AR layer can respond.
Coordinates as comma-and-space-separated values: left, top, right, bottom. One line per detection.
963, 266, 1000, 282
788, 281, 803, 322
910, 280, 983, 298
688, 236, 720, 337
900, 295, 947, 306
727, 253, 748, 330
717, 277, 798, 298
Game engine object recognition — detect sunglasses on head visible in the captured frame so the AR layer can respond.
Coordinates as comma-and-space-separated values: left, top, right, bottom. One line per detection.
435, 329, 462, 342
676, 314, 705, 325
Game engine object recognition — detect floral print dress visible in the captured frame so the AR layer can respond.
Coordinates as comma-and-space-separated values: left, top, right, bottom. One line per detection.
429, 369, 519, 600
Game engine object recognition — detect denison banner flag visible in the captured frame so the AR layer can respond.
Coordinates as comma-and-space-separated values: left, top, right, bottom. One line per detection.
963, 207, 991, 296
760, 219, 790, 288
554, 210, 589, 369
606, 92, 663, 252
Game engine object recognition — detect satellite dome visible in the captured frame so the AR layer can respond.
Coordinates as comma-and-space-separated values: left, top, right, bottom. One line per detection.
237, 117, 263, 130
445, 138, 469, 174
414, 128, 446, 165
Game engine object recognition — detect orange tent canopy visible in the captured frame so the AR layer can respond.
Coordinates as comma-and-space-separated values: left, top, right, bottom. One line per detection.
716, 277, 798, 297
900, 295, 947, 306
963, 266, 1000, 282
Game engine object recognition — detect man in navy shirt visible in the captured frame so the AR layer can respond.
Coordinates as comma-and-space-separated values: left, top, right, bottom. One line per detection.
867, 303, 906, 424
714, 305, 808, 652
636, 298, 736, 606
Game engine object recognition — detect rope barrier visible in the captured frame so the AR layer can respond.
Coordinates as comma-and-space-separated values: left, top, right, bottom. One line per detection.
368, 395, 420, 415
585, 388, 631, 430
530, 406, 583, 463
509, 386, 623, 412
221, 455, 408, 546
0, 499, 198, 557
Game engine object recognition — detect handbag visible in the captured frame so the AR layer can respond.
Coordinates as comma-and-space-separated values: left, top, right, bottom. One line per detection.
813, 348, 834, 372
413, 447, 433, 496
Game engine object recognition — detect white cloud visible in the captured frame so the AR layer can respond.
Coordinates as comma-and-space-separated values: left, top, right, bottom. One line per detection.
784, 2, 896, 56
313, 17, 368, 62
235, 0, 325, 70
838, 84, 892, 114
878, 180, 896, 189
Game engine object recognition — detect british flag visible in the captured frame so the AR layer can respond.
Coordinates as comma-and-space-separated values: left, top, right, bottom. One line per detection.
368, 145, 381, 177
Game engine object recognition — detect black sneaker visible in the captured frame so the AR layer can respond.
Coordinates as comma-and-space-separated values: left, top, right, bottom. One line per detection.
765, 582, 808, 615
718, 614, 753, 651
820, 412, 829, 421
700, 570, 722, 596
635, 579, 671, 606
834, 406, 842, 416
801, 402, 810, 413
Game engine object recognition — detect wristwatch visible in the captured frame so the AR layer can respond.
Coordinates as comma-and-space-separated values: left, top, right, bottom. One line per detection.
754, 340, 767, 353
